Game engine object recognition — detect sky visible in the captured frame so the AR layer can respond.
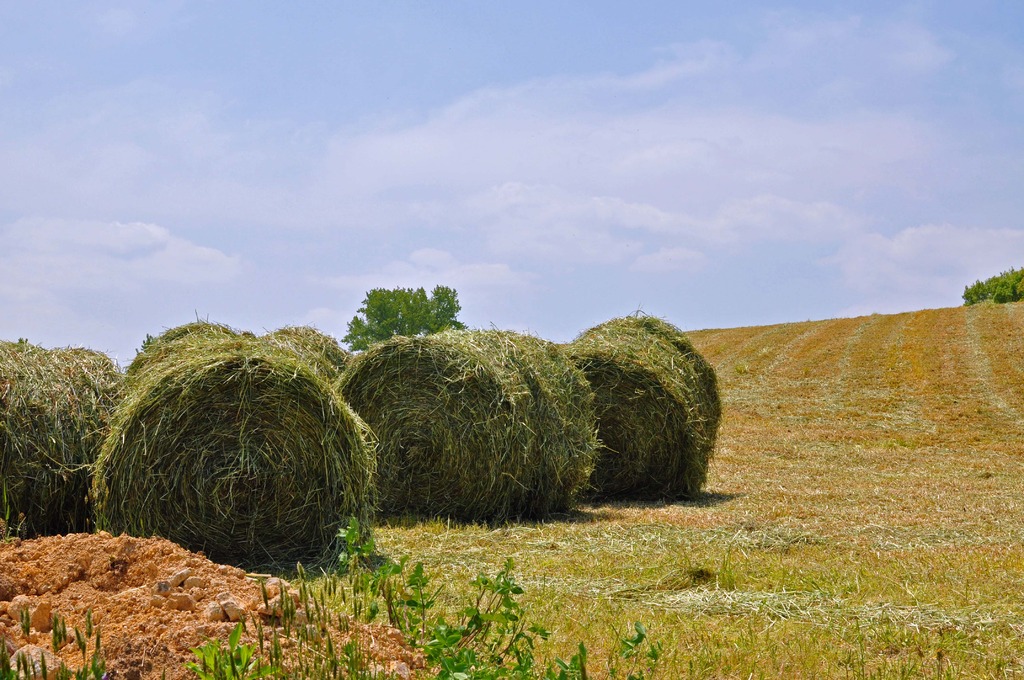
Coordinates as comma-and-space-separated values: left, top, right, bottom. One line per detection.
2, 2, 1023, 363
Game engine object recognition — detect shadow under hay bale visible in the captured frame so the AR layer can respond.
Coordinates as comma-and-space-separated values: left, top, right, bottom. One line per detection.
338, 330, 599, 522
0, 341, 122, 536
93, 333, 376, 568
567, 315, 721, 501
263, 326, 351, 379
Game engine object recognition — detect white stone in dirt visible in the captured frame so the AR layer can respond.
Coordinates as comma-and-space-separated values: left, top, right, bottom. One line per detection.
217, 592, 246, 622
389, 661, 411, 680
203, 601, 227, 622
263, 577, 291, 600
7, 596, 51, 633
9, 644, 63, 680
6, 595, 30, 621
167, 592, 196, 612
167, 568, 193, 588
183, 576, 207, 590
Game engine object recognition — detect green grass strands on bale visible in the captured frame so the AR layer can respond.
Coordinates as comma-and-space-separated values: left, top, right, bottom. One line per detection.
127, 320, 242, 379
93, 333, 376, 568
339, 330, 598, 522
0, 341, 122, 536
568, 314, 721, 501
263, 326, 351, 379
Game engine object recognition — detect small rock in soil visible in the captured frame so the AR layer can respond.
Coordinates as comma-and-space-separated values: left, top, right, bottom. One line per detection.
9, 644, 64, 680
167, 569, 192, 589
202, 601, 226, 623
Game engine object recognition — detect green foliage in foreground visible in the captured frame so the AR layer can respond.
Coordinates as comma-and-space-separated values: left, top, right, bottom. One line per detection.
335, 518, 662, 680
0, 611, 105, 680
172, 518, 662, 679
343, 285, 466, 350
188, 623, 276, 680
962, 266, 1024, 305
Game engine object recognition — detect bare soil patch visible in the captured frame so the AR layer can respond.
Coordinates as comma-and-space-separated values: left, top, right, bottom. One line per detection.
0, 533, 424, 679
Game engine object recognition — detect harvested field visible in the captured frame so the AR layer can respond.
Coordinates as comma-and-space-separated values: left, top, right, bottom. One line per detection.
4, 303, 1023, 677
372, 303, 1024, 678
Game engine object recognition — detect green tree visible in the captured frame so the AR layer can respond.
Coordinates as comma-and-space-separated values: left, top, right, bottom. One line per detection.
343, 285, 467, 350
963, 267, 1024, 305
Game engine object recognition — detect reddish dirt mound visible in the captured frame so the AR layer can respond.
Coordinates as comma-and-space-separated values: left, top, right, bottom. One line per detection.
0, 533, 424, 679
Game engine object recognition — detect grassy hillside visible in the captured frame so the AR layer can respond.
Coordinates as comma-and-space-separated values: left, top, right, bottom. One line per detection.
372, 303, 1024, 678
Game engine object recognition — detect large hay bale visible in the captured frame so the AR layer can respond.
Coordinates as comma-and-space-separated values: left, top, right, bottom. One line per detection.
93, 333, 375, 568
567, 315, 721, 500
338, 330, 598, 522
263, 326, 351, 379
0, 341, 122, 536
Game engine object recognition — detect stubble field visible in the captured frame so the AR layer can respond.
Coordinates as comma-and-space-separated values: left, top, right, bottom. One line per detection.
371, 302, 1024, 678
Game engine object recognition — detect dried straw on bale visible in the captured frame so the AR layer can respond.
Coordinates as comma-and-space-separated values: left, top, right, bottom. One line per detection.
126, 321, 243, 379
93, 333, 376, 568
567, 315, 721, 500
338, 330, 598, 522
263, 326, 351, 379
0, 341, 122, 536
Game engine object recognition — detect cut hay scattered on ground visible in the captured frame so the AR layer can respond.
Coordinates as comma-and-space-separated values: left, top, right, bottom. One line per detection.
0, 341, 122, 536
339, 330, 599, 522
93, 333, 376, 568
567, 315, 721, 500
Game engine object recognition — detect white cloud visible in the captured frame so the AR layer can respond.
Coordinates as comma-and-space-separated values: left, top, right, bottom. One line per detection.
611, 40, 740, 90
630, 247, 707, 274
1005, 64, 1024, 95
323, 248, 534, 294
464, 183, 658, 264
96, 8, 139, 37
0, 219, 243, 359
829, 224, 1024, 313
752, 13, 864, 70
0, 219, 241, 293
883, 23, 954, 74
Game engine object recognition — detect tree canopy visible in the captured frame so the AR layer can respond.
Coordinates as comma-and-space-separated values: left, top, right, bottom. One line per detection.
343, 285, 467, 350
963, 267, 1024, 306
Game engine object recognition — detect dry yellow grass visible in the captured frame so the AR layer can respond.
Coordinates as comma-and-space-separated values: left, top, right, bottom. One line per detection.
368, 303, 1024, 678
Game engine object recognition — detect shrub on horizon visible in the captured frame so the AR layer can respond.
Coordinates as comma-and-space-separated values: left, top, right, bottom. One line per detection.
963, 267, 1024, 305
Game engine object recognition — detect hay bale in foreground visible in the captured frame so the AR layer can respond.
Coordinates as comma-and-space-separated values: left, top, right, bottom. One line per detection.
93, 333, 375, 567
263, 326, 351, 379
567, 315, 721, 500
0, 341, 122, 536
339, 330, 598, 522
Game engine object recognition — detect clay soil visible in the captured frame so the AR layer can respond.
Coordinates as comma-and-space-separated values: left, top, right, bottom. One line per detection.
0, 533, 424, 679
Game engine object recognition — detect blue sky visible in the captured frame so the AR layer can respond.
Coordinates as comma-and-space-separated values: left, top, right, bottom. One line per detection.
2, 2, 1023, 362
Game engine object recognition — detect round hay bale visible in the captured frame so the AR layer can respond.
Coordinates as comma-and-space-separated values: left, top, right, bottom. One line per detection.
127, 321, 242, 379
338, 330, 598, 522
567, 315, 721, 500
0, 341, 122, 536
263, 326, 351, 379
93, 333, 376, 568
